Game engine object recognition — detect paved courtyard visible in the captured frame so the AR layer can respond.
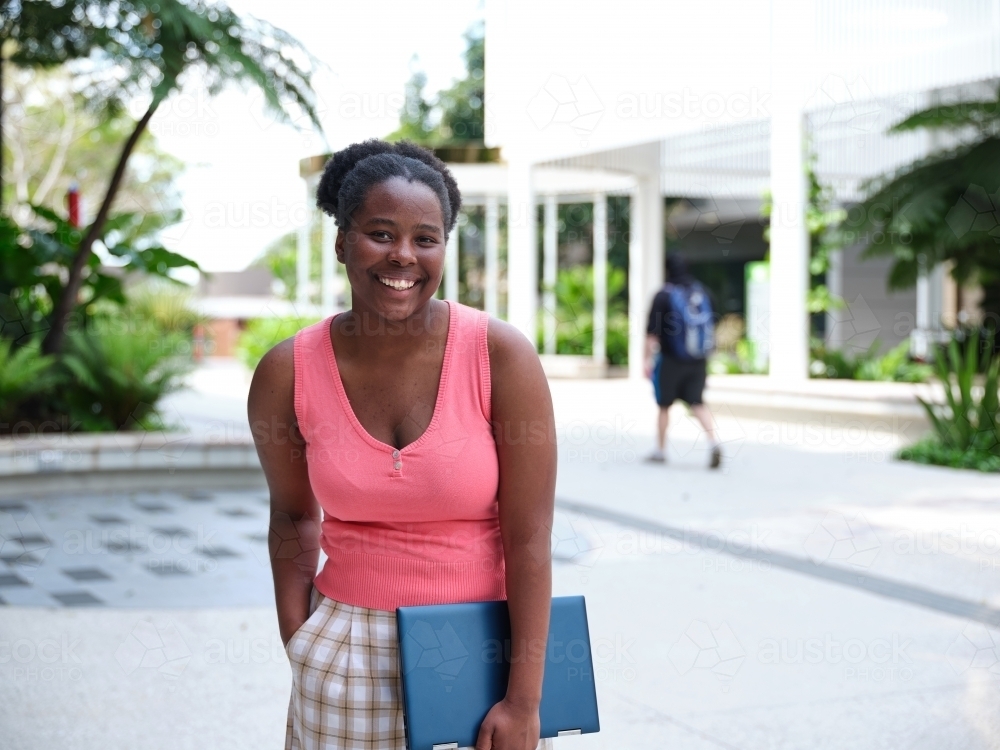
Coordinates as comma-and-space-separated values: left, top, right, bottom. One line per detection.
2, 370, 1000, 749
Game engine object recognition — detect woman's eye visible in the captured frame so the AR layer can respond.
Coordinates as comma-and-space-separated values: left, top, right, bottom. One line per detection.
371, 231, 392, 240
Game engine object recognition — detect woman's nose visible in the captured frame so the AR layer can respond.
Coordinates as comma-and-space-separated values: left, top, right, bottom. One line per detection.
387, 238, 418, 264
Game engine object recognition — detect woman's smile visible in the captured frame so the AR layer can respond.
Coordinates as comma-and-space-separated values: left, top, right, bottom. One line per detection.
376, 274, 419, 291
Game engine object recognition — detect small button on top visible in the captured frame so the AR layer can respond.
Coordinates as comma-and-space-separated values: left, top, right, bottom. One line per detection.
393, 461, 402, 470
392, 449, 400, 458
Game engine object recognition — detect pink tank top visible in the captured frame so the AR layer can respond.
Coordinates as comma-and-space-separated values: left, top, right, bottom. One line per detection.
293, 301, 506, 611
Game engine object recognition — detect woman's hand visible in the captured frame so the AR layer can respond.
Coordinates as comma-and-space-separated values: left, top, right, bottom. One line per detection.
475, 697, 541, 750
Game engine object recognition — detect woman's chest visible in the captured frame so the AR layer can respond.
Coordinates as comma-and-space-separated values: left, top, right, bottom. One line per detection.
336, 353, 445, 450
306, 412, 500, 522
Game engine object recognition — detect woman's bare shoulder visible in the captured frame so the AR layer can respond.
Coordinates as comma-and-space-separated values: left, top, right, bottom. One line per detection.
248, 337, 295, 415
485, 317, 548, 405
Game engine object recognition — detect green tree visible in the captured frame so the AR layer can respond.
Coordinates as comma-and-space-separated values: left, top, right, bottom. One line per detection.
1, 0, 322, 354
845, 90, 1000, 321
386, 22, 485, 146
2, 0, 118, 211
4, 67, 184, 228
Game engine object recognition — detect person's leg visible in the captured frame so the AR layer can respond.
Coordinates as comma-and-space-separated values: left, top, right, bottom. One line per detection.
657, 406, 670, 452
647, 360, 677, 463
689, 404, 716, 444
682, 360, 721, 468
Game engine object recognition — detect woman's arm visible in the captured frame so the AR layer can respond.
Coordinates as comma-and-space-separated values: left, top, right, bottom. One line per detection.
247, 339, 322, 647
477, 319, 557, 750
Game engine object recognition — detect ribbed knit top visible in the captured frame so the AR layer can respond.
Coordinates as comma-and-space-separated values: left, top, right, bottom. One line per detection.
293, 301, 506, 611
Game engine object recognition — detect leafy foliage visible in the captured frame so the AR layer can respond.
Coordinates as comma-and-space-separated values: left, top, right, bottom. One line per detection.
3, 67, 185, 222
809, 339, 932, 382
762, 153, 847, 317
387, 22, 485, 146
845, 90, 1000, 319
0, 339, 58, 423
907, 333, 1000, 466
5, 0, 321, 123
236, 316, 320, 371
538, 266, 629, 366
709, 340, 768, 375
0, 207, 199, 332
60, 314, 192, 431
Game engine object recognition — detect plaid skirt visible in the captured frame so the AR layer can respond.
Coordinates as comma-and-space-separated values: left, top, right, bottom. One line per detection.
284, 585, 553, 750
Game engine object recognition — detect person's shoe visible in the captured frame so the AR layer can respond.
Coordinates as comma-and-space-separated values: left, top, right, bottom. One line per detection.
645, 449, 667, 464
709, 445, 722, 469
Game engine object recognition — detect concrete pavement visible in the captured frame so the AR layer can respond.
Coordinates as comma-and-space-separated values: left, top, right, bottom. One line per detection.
2, 371, 999, 749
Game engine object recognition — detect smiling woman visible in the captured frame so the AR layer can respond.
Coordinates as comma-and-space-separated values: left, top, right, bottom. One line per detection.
247, 139, 556, 750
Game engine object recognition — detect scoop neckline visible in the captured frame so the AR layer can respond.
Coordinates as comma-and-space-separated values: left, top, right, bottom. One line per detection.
323, 300, 456, 454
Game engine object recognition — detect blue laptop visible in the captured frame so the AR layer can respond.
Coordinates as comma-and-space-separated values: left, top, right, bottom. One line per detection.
396, 595, 600, 750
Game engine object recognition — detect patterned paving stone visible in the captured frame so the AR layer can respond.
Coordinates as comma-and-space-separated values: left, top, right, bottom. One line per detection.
0, 573, 30, 587
198, 546, 241, 558
61, 567, 113, 582
0, 490, 277, 607
50, 591, 103, 606
145, 561, 193, 576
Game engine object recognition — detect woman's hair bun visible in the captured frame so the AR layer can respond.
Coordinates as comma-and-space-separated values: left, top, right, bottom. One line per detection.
315, 139, 462, 236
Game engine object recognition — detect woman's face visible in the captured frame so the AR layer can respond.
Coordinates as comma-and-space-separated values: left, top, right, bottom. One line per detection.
336, 177, 446, 323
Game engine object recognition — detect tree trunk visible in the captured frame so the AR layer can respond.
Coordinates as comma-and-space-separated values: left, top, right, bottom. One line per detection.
41, 102, 159, 355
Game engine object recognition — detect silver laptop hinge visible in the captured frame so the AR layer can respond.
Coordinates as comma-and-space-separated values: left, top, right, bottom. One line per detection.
557, 729, 582, 736
432, 744, 459, 750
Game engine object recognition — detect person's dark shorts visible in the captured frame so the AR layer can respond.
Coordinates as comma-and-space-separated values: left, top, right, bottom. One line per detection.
655, 356, 707, 407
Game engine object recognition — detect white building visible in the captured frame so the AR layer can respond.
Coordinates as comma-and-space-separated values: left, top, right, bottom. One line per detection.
301, 0, 1000, 380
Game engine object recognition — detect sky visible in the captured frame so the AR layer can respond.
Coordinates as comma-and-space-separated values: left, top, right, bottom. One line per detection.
149, 0, 483, 273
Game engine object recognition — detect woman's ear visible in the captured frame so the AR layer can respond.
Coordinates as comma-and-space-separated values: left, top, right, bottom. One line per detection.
335, 227, 346, 263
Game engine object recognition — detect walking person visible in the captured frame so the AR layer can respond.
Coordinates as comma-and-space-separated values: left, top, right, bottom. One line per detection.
644, 253, 722, 468
247, 140, 556, 750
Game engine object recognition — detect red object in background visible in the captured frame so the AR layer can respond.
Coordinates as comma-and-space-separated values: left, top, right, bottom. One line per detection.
67, 183, 80, 228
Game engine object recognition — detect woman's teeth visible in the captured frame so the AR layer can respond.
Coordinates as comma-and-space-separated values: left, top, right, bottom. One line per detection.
379, 276, 416, 291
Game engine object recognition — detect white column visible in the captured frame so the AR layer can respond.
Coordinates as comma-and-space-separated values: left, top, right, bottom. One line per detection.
641, 177, 664, 310
506, 158, 537, 343
592, 193, 608, 364
768, 0, 813, 381
628, 177, 663, 379
321, 214, 335, 316
542, 195, 558, 355
297, 187, 312, 308
485, 195, 500, 317
445, 227, 460, 301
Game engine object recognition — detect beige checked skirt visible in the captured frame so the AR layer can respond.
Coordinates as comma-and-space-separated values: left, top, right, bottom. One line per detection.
284, 585, 553, 750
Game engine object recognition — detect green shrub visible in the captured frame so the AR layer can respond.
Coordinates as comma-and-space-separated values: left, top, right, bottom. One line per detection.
899, 438, 1000, 473
61, 320, 192, 431
0, 340, 59, 424
809, 339, 932, 382
899, 333, 1000, 472
236, 317, 320, 371
709, 339, 768, 374
538, 266, 629, 366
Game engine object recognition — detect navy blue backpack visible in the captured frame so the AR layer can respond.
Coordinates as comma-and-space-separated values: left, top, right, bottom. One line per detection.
662, 282, 715, 360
